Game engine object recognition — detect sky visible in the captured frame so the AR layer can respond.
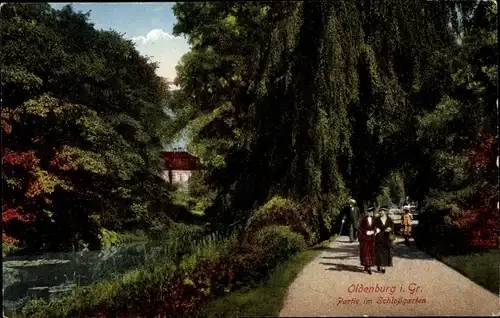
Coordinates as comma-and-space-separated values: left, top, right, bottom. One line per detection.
49, 3, 190, 149
49, 3, 190, 84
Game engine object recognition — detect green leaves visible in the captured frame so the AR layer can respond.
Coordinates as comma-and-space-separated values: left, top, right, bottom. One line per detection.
76, 109, 116, 144
171, 1, 496, 238
1, 66, 43, 91
416, 95, 461, 143
24, 94, 73, 118
404, 0, 497, 216
1, 3, 176, 250
58, 146, 108, 175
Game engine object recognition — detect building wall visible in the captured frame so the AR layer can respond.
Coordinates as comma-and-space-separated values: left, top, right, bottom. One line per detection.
163, 170, 193, 184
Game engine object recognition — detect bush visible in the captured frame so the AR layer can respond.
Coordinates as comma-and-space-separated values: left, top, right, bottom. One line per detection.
245, 196, 319, 246
376, 186, 392, 207
228, 243, 269, 287
98, 228, 121, 248
414, 200, 471, 251
2, 238, 19, 258
251, 225, 307, 263
415, 190, 499, 252
149, 221, 206, 241
148, 221, 207, 261
98, 228, 149, 249
115, 230, 148, 244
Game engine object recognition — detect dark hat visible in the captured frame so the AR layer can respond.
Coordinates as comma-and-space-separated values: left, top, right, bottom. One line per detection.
367, 207, 374, 212
379, 206, 389, 212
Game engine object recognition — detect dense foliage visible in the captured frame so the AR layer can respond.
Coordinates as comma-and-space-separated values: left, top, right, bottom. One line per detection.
170, 0, 497, 249
1, 4, 176, 252
410, 1, 498, 249
3, 1, 497, 316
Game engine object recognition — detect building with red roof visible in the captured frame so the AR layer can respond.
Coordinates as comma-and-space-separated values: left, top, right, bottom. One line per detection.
162, 151, 202, 184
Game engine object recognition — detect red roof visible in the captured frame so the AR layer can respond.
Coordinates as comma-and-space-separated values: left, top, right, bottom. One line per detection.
162, 152, 202, 171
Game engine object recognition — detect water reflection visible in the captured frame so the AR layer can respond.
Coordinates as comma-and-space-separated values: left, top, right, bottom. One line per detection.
2, 240, 179, 316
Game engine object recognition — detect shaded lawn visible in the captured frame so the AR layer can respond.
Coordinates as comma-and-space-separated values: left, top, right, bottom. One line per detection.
200, 238, 334, 317
439, 249, 499, 295
423, 245, 499, 295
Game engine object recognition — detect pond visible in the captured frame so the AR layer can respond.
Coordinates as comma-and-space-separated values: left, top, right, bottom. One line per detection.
2, 240, 180, 316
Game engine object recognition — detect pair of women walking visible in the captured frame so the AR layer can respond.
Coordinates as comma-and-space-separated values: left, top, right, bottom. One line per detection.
357, 206, 393, 275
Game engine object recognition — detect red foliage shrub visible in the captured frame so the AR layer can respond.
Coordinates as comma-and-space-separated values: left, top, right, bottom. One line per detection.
2, 233, 18, 245
2, 206, 30, 245
3, 124, 12, 134
470, 209, 499, 248
2, 207, 27, 223
49, 152, 72, 171
25, 180, 45, 198
468, 135, 495, 172
2, 149, 40, 169
462, 135, 498, 248
124, 244, 270, 316
457, 205, 499, 248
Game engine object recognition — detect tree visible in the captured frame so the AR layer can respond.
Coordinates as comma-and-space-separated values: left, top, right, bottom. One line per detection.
1, 4, 175, 251
170, 1, 472, 235
412, 1, 497, 248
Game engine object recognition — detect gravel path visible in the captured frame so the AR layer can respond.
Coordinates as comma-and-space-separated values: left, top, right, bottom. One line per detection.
280, 236, 499, 317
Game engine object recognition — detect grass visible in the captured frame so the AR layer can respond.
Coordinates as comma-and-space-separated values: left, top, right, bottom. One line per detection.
171, 189, 207, 216
200, 236, 335, 317
435, 249, 499, 295
116, 230, 148, 244
419, 240, 499, 296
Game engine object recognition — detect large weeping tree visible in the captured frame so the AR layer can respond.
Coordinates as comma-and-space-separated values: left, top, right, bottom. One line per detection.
170, 1, 473, 232
343, 0, 463, 212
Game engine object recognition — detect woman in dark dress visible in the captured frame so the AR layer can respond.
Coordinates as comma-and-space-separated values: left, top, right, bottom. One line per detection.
357, 207, 377, 274
374, 206, 394, 273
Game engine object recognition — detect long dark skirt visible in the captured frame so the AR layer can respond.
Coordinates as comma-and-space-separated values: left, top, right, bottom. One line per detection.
375, 242, 393, 267
359, 241, 376, 266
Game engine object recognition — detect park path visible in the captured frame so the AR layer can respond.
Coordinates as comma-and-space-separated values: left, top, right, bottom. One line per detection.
280, 236, 499, 317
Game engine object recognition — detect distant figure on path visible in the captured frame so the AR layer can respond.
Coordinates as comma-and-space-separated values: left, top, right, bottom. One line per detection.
347, 199, 360, 243
357, 207, 376, 275
375, 206, 394, 274
402, 206, 413, 246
